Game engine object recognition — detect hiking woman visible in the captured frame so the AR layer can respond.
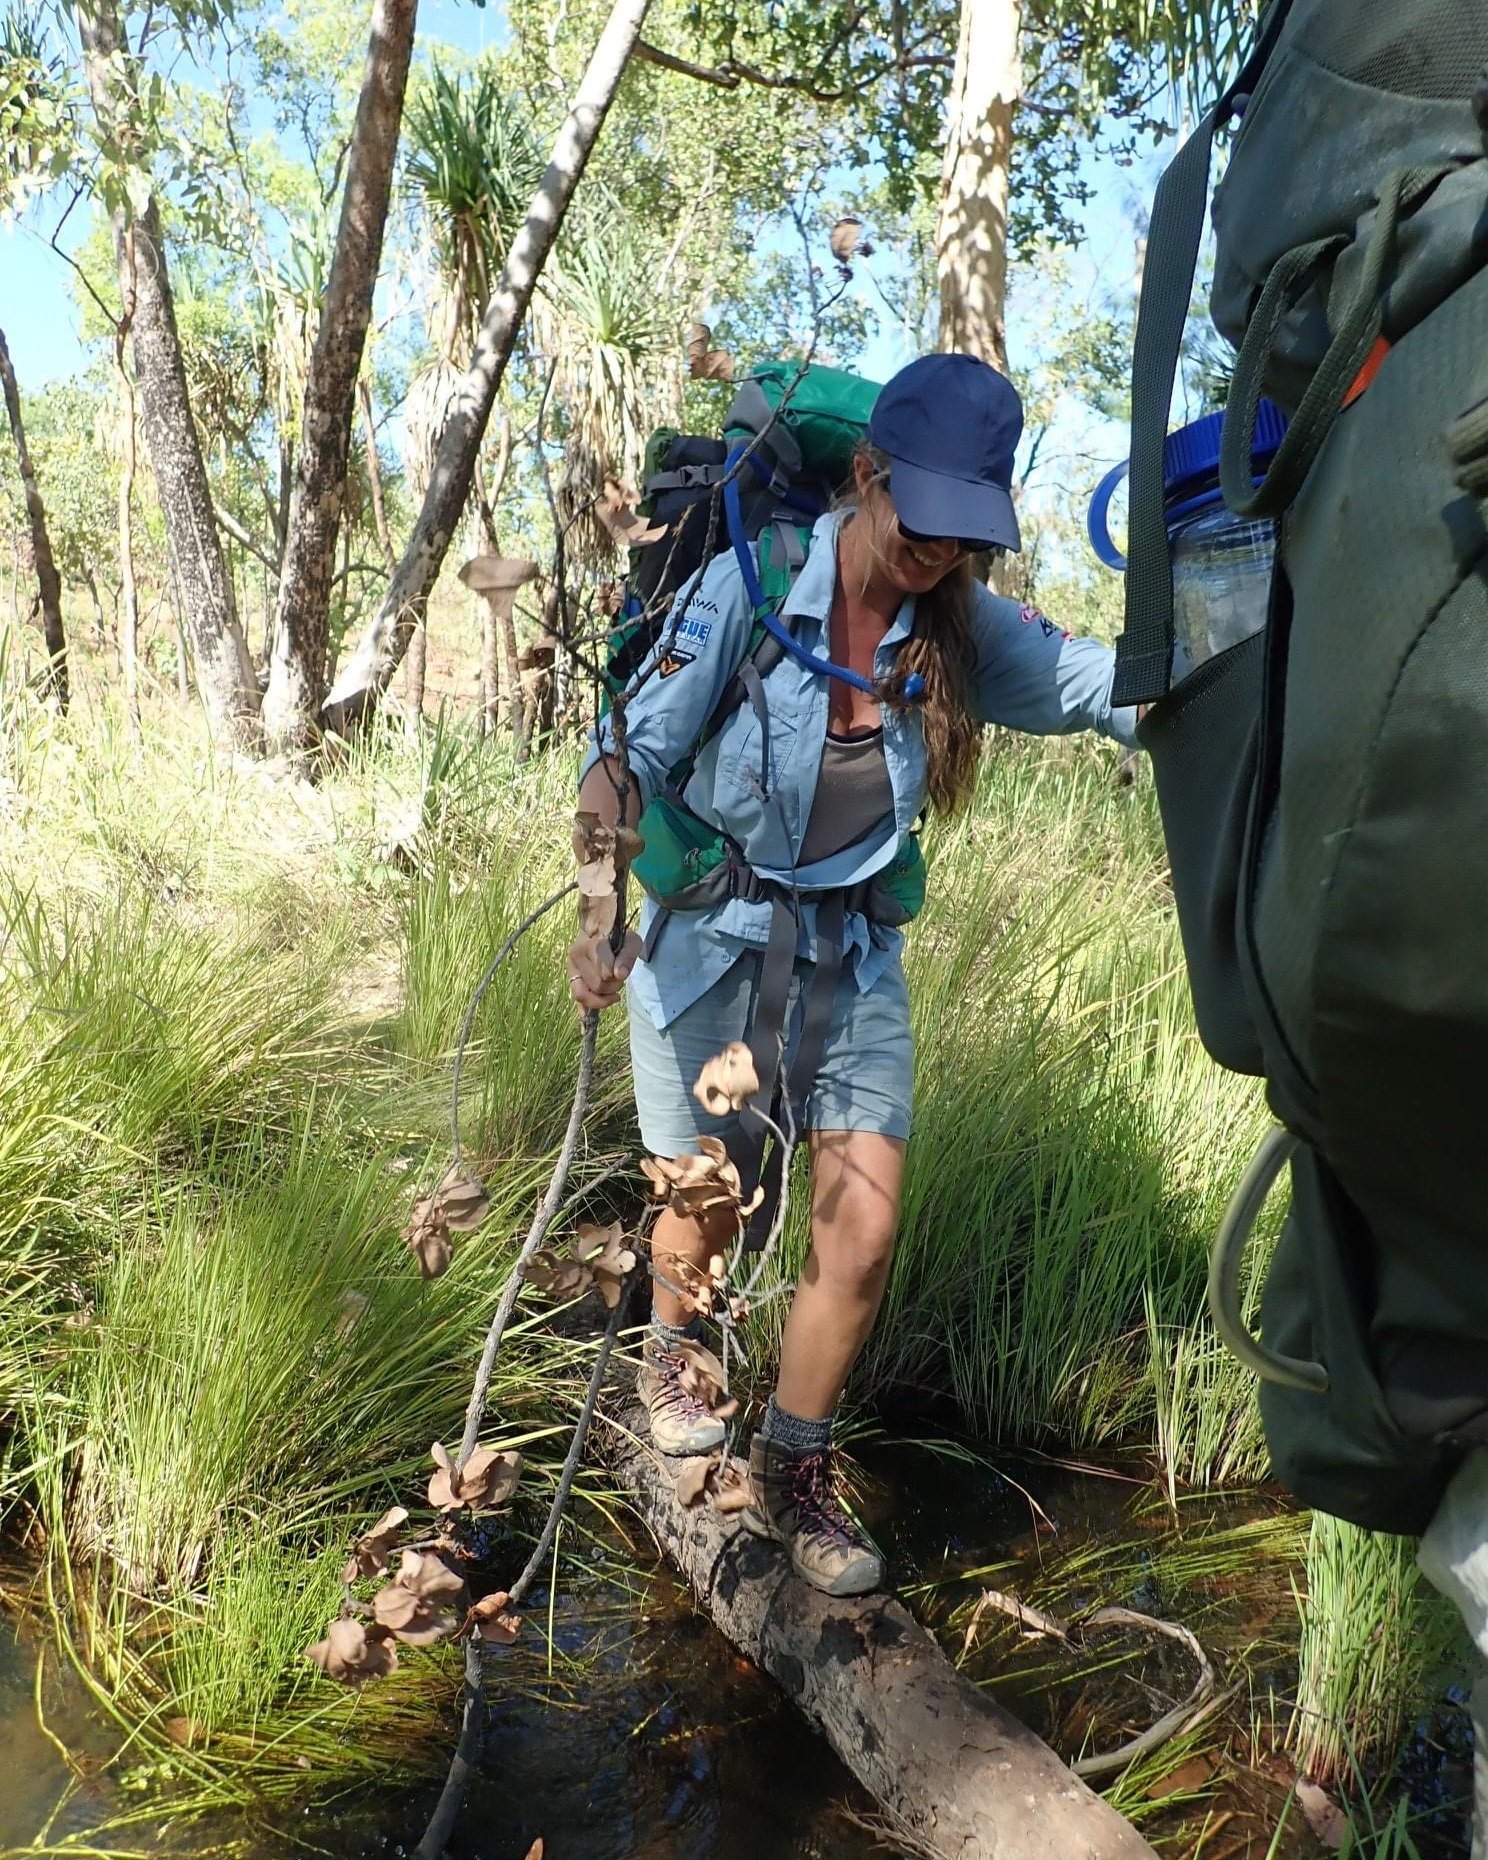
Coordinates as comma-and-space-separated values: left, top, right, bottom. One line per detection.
569, 353, 1138, 1595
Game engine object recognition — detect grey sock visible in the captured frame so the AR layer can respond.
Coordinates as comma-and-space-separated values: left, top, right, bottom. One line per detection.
647, 1312, 703, 1356
760, 1394, 833, 1455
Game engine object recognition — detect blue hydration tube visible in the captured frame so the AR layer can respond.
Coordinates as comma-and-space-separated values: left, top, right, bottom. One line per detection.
723, 447, 925, 702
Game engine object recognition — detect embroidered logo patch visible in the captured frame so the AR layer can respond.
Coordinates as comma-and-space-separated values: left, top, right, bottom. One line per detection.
676, 613, 713, 646
1020, 602, 1070, 641
657, 650, 695, 678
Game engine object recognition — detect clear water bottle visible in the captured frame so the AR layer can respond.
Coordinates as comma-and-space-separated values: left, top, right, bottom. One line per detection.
1169, 502, 1277, 668
1088, 398, 1287, 678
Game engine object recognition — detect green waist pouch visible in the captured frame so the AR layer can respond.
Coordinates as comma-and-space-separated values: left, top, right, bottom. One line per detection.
633, 795, 927, 926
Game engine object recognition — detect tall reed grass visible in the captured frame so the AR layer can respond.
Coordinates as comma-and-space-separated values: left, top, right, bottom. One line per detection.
0, 699, 633, 1809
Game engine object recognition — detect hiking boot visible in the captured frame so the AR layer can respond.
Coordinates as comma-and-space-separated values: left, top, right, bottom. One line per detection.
740, 1433, 884, 1596
636, 1341, 727, 1456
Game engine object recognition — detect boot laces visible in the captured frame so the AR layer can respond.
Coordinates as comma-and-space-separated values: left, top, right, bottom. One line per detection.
788, 1450, 862, 1550
650, 1348, 714, 1424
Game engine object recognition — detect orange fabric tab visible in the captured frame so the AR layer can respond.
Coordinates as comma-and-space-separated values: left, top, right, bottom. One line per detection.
1342, 335, 1392, 411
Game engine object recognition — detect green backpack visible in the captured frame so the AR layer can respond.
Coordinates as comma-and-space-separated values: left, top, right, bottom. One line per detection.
1116, 0, 1488, 1533
605, 361, 930, 930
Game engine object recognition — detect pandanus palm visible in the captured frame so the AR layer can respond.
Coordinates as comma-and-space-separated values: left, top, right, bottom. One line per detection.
535, 195, 682, 574
403, 61, 544, 723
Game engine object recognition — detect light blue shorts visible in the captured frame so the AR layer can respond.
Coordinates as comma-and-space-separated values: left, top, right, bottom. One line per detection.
627, 951, 914, 1158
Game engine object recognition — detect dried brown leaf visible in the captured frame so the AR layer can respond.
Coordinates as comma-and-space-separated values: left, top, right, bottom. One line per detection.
523, 1246, 596, 1302
673, 1338, 732, 1413
685, 322, 711, 369
458, 554, 540, 594
403, 1166, 490, 1277
1296, 1779, 1348, 1850
578, 887, 619, 940
304, 1616, 400, 1685
372, 1585, 457, 1648
370, 1549, 466, 1647
343, 1505, 409, 1583
693, 1041, 760, 1115
1143, 1754, 1215, 1800
574, 1219, 637, 1309
640, 1137, 761, 1221
436, 1166, 491, 1234
428, 1442, 523, 1512
674, 1456, 716, 1506
463, 1589, 522, 1644
403, 1200, 451, 1279
655, 1250, 719, 1319
596, 478, 666, 548
711, 1461, 754, 1514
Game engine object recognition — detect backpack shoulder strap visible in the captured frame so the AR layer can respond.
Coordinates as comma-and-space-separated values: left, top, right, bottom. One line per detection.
1112, 0, 1298, 707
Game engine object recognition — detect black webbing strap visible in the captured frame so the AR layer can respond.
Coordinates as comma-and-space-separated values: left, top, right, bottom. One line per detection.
644, 462, 727, 494
738, 889, 849, 1250
1112, 0, 1298, 707
1112, 108, 1219, 707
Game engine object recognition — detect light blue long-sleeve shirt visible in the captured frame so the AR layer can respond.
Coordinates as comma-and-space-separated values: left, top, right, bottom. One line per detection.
584, 511, 1136, 1029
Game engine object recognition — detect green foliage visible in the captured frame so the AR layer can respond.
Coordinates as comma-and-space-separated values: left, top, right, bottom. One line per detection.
0, 6, 78, 215
405, 58, 546, 351
671, 0, 1255, 243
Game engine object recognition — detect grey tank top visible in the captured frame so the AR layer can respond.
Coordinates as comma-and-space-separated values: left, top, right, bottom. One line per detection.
798, 726, 894, 866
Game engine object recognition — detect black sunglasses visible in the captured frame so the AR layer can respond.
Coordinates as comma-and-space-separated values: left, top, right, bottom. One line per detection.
896, 516, 1002, 557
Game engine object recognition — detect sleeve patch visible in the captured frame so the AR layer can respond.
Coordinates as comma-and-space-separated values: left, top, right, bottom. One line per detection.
1020, 602, 1070, 641
657, 649, 696, 677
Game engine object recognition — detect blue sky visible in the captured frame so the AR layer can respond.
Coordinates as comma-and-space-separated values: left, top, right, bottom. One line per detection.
0, 0, 1182, 565
0, 0, 502, 386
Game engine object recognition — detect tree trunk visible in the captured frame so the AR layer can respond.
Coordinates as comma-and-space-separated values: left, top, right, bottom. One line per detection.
936, 0, 1022, 374
605, 1405, 1159, 1860
115, 345, 141, 736
473, 422, 522, 747
75, 0, 260, 749
81, 565, 106, 652
359, 378, 397, 576
322, 0, 656, 733
262, 0, 419, 757
0, 327, 68, 711
479, 598, 498, 736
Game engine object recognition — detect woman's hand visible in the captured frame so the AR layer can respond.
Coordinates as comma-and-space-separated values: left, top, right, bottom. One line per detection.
567, 928, 642, 1012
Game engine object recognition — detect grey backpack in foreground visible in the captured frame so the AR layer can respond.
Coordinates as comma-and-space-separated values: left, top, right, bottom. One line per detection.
1115, 0, 1488, 1534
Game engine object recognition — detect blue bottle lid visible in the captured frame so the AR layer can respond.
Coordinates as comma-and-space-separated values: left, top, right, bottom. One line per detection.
1161, 397, 1288, 504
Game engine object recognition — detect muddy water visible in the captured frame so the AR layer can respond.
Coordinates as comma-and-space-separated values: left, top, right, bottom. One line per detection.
1, 1443, 1474, 1860
1, 1570, 888, 1860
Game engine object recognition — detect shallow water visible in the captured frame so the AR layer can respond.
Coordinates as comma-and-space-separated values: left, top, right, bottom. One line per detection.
1, 1441, 1473, 1860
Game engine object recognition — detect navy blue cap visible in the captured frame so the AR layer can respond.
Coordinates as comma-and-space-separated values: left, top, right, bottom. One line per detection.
867, 353, 1024, 552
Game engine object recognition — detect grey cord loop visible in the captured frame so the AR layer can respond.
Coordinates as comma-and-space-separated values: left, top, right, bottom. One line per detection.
1206, 1124, 1328, 1393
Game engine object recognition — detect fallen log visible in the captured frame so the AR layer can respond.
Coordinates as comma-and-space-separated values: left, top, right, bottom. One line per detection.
603, 1404, 1159, 1860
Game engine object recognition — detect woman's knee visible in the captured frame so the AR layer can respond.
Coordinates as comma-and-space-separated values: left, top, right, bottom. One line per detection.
808, 1180, 898, 1292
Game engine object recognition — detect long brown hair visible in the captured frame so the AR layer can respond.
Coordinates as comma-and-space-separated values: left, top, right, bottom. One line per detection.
839, 443, 983, 814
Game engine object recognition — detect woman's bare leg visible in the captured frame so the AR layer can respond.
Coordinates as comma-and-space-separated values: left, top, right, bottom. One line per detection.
773, 1130, 905, 1418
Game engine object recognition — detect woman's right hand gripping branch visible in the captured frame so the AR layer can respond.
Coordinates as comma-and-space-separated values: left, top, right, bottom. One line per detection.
567, 765, 644, 1012
567, 926, 642, 1012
